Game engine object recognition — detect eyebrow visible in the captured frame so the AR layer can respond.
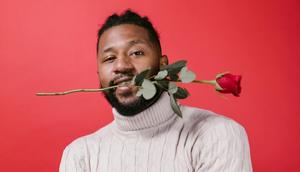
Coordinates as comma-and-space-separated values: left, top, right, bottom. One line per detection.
101, 39, 149, 53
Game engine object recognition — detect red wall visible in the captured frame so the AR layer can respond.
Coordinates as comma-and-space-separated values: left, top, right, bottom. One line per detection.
1, 0, 299, 171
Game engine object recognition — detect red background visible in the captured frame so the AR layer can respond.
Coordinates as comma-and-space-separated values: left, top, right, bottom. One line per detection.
1, 0, 299, 171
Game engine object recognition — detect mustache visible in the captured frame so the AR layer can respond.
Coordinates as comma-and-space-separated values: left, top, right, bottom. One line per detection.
109, 73, 135, 87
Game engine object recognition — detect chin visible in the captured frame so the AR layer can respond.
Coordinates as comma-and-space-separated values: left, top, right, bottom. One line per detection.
116, 94, 140, 106
115, 86, 139, 105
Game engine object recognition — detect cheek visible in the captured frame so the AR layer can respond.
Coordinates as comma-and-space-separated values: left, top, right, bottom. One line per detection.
98, 66, 112, 88
99, 77, 108, 88
135, 55, 160, 72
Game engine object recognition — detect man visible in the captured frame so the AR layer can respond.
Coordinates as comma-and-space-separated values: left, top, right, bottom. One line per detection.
59, 10, 252, 172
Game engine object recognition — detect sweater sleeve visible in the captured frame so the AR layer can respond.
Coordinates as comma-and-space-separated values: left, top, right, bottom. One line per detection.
192, 116, 252, 172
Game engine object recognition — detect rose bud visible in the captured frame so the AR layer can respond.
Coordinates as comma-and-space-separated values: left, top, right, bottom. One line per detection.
215, 73, 242, 97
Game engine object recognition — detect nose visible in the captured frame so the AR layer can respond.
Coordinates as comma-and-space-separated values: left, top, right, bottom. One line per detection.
113, 55, 134, 74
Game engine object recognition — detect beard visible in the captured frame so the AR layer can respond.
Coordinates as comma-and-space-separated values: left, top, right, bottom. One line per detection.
104, 87, 163, 116
102, 67, 163, 116
103, 85, 163, 116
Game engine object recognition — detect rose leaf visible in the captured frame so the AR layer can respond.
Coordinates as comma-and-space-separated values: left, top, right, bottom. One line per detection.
180, 67, 196, 83
154, 70, 168, 80
141, 79, 156, 99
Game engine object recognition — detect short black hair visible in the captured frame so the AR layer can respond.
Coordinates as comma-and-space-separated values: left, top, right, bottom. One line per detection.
96, 9, 161, 54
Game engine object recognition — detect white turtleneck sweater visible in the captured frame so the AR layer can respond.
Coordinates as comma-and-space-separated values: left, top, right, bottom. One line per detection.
59, 92, 252, 172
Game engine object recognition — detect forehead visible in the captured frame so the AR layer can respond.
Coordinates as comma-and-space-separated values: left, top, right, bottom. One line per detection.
98, 24, 152, 52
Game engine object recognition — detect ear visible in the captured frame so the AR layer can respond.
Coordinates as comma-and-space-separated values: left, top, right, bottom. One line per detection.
160, 55, 168, 67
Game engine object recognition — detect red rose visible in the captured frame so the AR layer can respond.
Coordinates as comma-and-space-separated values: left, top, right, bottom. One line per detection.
216, 73, 242, 97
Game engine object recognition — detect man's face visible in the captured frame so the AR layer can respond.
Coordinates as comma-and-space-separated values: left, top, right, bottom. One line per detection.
97, 24, 162, 109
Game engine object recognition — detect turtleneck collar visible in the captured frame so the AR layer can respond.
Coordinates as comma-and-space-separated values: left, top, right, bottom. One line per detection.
112, 92, 175, 131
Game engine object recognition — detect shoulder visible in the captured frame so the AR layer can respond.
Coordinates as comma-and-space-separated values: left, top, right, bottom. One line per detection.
179, 105, 250, 154
180, 105, 247, 140
61, 123, 113, 158
59, 123, 115, 171
180, 106, 252, 171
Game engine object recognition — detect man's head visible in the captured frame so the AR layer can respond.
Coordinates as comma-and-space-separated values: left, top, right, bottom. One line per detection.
96, 10, 168, 116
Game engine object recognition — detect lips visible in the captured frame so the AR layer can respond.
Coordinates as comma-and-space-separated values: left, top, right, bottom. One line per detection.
113, 77, 135, 96
113, 77, 133, 86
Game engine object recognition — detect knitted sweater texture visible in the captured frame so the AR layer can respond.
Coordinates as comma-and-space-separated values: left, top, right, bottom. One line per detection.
59, 93, 252, 172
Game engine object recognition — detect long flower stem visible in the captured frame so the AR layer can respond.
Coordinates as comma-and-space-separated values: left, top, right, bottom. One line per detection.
36, 79, 215, 96
36, 85, 119, 96
192, 79, 216, 85
172, 79, 216, 85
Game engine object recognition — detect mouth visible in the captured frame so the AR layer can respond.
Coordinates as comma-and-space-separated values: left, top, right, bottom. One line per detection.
113, 77, 133, 86
112, 77, 136, 96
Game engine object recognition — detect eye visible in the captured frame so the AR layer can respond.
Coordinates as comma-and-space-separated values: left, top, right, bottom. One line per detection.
130, 50, 144, 56
103, 55, 116, 63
